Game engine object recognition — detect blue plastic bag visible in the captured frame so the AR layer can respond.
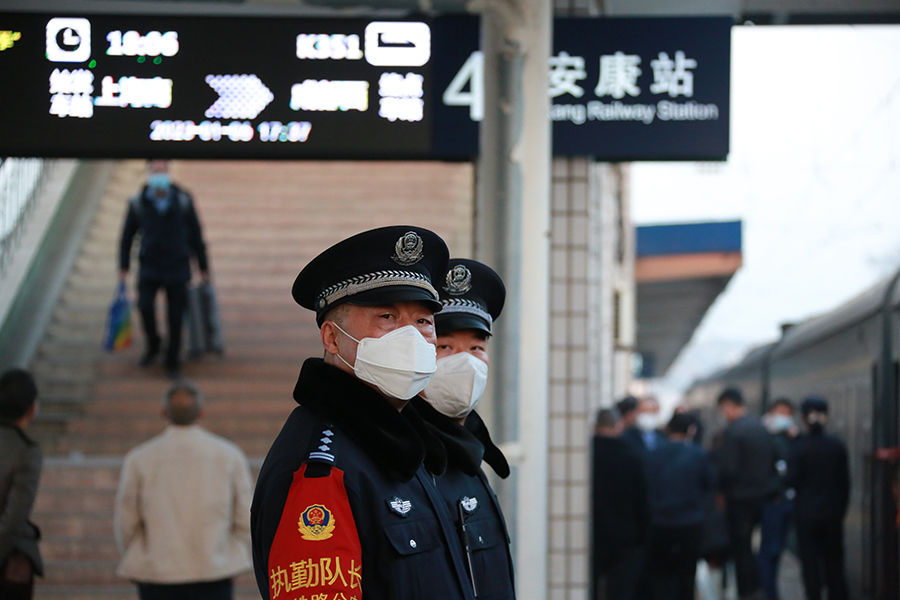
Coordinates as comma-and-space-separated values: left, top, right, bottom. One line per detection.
102, 282, 132, 352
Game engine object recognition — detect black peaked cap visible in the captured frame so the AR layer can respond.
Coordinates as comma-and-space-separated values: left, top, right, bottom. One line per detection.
293, 226, 450, 327
435, 259, 505, 336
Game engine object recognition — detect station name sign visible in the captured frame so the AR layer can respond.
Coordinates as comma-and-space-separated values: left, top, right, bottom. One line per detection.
0, 13, 729, 161
549, 17, 732, 160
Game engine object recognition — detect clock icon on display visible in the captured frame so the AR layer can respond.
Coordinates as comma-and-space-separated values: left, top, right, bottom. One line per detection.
46, 18, 91, 63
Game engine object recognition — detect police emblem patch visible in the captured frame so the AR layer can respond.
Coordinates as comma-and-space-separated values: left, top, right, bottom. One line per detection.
443, 265, 473, 296
298, 504, 337, 541
387, 496, 413, 517
392, 232, 424, 266
459, 496, 478, 515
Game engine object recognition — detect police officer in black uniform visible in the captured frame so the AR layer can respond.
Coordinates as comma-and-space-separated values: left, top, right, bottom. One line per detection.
251, 226, 476, 600
410, 259, 516, 599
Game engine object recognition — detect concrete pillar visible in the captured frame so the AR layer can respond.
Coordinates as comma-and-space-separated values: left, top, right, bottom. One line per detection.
473, 0, 553, 598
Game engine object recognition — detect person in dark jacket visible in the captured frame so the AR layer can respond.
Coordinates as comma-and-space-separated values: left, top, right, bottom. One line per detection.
119, 159, 209, 379
616, 396, 644, 457
716, 388, 779, 600
411, 259, 515, 600
645, 412, 715, 600
0, 369, 43, 600
758, 398, 798, 600
251, 226, 476, 600
787, 397, 849, 600
591, 407, 648, 600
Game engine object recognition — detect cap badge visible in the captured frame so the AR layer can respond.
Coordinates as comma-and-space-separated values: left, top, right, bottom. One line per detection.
387, 496, 413, 517
444, 265, 472, 296
459, 495, 478, 515
392, 232, 424, 266
298, 504, 336, 541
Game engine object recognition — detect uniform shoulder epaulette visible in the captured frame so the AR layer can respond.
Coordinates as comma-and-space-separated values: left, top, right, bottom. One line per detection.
305, 422, 336, 478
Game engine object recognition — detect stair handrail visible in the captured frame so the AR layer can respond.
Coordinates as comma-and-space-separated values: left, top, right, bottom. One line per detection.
0, 157, 51, 278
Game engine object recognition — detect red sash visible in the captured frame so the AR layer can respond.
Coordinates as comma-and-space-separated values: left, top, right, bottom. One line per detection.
267, 463, 362, 600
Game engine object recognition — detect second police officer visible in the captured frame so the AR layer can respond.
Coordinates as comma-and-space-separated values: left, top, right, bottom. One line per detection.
410, 259, 516, 599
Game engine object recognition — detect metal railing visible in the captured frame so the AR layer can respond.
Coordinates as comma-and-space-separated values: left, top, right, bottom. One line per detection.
0, 158, 50, 277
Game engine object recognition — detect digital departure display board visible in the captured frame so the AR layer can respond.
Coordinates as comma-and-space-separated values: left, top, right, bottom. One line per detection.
0, 12, 479, 159
0, 13, 730, 161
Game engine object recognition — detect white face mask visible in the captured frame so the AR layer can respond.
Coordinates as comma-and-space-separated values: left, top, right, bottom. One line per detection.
636, 412, 659, 432
333, 323, 437, 400
423, 352, 489, 419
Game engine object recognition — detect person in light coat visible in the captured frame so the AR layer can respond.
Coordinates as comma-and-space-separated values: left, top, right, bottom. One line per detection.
114, 381, 252, 600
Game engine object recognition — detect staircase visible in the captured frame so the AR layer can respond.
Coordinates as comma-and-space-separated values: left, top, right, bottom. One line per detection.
25, 159, 474, 598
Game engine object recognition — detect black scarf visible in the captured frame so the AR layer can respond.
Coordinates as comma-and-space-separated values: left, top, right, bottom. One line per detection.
293, 358, 446, 481
410, 397, 484, 477
410, 398, 511, 479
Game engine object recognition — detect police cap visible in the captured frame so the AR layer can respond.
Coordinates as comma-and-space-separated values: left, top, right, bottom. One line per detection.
800, 396, 828, 415
435, 259, 505, 336
293, 226, 450, 327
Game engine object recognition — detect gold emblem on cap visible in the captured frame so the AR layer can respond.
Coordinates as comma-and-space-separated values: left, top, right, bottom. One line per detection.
444, 265, 472, 295
392, 232, 424, 266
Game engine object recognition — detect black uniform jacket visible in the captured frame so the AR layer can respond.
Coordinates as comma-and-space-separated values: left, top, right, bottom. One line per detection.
251, 359, 477, 600
786, 431, 850, 522
410, 398, 516, 600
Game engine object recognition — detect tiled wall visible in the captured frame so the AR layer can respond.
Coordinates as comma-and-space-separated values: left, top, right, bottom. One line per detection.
548, 157, 634, 600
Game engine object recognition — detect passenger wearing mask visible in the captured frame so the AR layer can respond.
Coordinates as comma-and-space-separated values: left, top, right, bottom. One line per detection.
716, 388, 780, 600
787, 397, 850, 600
411, 259, 516, 600
758, 398, 798, 600
636, 397, 665, 452
590, 408, 648, 600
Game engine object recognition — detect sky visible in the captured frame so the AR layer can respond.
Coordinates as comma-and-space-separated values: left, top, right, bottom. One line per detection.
630, 25, 900, 395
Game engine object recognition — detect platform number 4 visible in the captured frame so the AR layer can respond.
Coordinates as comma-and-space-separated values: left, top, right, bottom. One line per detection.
443, 51, 484, 121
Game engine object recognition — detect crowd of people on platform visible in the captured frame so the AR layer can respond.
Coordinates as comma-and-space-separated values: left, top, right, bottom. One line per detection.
0, 162, 856, 600
592, 388, 851, 600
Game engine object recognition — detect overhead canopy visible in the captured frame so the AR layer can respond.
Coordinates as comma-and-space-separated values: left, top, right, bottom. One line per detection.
635, 221, 742, 378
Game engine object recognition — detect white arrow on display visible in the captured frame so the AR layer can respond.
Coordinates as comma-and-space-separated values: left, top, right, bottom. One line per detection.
205, 74, 274, 119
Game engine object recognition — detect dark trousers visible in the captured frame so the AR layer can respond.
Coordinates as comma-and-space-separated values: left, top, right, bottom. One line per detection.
0, 553, 34, 600
138, 277, 187, 368
727, 497, 766, 598
593, 545, 642, 600
758, 498, 793, 599
795, 519, 848, 600
138, 578, 233, 600
645, 524, 703, 600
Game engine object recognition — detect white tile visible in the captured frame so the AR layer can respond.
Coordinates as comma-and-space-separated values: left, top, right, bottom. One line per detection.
549, 551, 568, 585
550, 383, 568, 414
568, 383, 587, 413
551, 315, 568, 347
569, 349, 588, 380
567, 482, 588, 518
549, 416, 567, 449
570, 249, 588, 280
550, 350, 568, 381
549, 483, 567, 519
570, 215, 588, 245
570, 180, 588, 213
551, 282, 568, 313
570, 283, 587, 312
550, 450, 568, 482
567, 551, 589, 586
552, 214, 569, 243
552, 249, 568, 279
569, 449, 588, 483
